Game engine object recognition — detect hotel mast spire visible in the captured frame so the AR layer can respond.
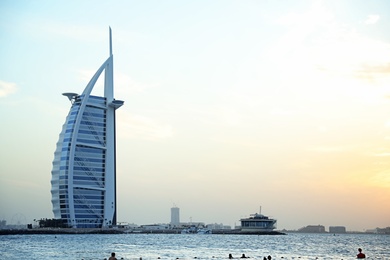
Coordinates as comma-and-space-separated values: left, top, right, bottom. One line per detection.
109, 26, 113, 56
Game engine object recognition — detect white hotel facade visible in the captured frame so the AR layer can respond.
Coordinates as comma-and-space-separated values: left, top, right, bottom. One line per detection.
51, 28, 123, 228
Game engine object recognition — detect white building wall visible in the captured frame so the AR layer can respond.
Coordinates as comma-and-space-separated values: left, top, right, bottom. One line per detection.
170, 207, 180, 226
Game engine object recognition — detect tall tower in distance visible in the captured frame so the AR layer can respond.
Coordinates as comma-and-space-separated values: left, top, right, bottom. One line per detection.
50, 28, 124, 228
170, 205, 180, 227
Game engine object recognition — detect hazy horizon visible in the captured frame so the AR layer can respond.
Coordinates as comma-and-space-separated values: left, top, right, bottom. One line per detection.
1, 0, 390, 231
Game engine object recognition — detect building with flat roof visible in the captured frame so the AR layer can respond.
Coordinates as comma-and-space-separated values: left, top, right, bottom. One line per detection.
170, 206, 180, 227
329, 226, 346, 233
50, 28, 123, 228
298, 225, 326, 233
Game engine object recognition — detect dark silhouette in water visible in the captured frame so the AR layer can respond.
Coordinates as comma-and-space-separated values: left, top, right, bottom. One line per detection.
109, 252, 117, 260
357, 248, 366, 259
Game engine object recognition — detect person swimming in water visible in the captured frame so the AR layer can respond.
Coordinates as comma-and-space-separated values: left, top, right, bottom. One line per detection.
357, 248, 366, 259
109, 252, 117, 260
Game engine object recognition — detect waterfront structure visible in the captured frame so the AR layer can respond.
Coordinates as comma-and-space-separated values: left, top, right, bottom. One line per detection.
170, 206, 180, 227
240, 212, 277, 232
329, 226, 346, 233
50, 28, 123, 228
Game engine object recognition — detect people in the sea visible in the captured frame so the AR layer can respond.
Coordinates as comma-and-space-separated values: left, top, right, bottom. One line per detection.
229, 254, 233, 259
357, 248, 366, 258
267, 256, 272, 260
109, 252, 117, 260
240, 254, 248, 258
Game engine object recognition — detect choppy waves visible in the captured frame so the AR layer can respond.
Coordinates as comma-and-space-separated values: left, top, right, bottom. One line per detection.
0, 233, 388, 260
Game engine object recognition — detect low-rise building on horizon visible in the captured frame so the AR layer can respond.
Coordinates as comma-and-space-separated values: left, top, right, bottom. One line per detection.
298, 225, 326, 233
329, 226, 346, 233
206, 223, 232, 230
366, 227, 390, 234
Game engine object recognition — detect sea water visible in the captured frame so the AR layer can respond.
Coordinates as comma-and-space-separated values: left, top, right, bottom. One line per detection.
0, 233, 388, 260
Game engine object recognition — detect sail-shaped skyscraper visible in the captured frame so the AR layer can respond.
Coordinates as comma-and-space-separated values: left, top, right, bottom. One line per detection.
51, 28, 123, 228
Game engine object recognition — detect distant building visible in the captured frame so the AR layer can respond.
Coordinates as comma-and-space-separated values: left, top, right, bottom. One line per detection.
170, 206, 180, 227
0, 220, 6, 229
368, 227, 390, 234
329, 226, 346, 233
298, 225, 326, 233
206, 223, 232, 230
181, 222, 205, 228
142, 224, 170, 230
50, 28, 124, 228
116, 222, 138, 229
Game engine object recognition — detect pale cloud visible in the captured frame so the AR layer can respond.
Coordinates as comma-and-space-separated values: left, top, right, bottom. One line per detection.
384, 120, 390, 128
269, 108, 295, 116
79, 69, 101, 83
373, 152, 390, 157
8, 178, 40, 189
209, 136, 258, 147
277, 1, 333, 27
0, 80, 17, 97
189, 105, 245, 127
354, 63, 390, 83
270, 3, 390, 91
28, 22, 105, 43
317, 126, 328, 133
75, 69, 105, 96
115, 72, 156, 96
118, 113, 173, 141
214, 106, 242, 127
370, 171, 390, 188
78, 69, 153, 97
272, 1, 334, 61
36, 22, 138, 46
306, 30, 390, 81
47, 25, 103, 41
307, 146, 352, 153
364, 14, 380, 25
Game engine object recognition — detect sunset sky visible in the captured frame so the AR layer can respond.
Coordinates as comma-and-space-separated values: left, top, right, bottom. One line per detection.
1, 0, 390, 231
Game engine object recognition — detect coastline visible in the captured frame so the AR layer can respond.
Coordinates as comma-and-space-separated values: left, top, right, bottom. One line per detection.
0, 228, 285, 236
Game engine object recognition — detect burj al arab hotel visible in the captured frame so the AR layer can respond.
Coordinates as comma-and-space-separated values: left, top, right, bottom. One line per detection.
51, 28, 124, 228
